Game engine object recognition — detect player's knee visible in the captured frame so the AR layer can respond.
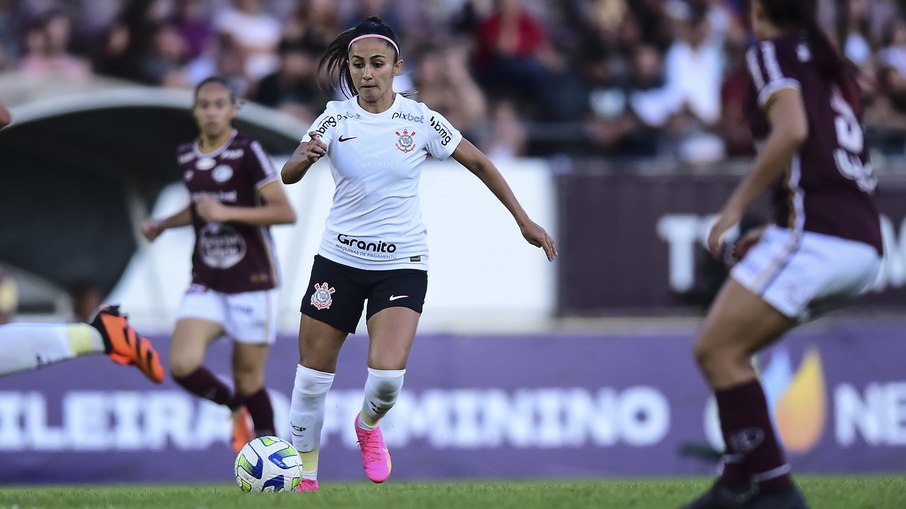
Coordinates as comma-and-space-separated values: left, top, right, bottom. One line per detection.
169, 358, 201, 379
693, 339, 728, 375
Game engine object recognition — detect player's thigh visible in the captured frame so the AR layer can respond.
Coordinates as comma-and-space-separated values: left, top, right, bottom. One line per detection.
300, 255, 367, 336
696, 278, 794, 362
365, 307, 421, 370
170, 317, 224, 375
223, 288, 279, 344
297, 314, 348, 372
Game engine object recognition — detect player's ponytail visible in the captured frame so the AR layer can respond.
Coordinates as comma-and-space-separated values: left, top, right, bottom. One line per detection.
796, 1, 861, 112
759, 0, 860, 112
320, 16, 401, 98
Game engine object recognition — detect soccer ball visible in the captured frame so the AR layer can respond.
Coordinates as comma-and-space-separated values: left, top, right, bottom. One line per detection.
234, 436, 303, 493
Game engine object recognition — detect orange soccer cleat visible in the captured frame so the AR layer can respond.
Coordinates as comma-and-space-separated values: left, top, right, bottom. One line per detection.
91, 305, 165, 384
231, 407, 254, 453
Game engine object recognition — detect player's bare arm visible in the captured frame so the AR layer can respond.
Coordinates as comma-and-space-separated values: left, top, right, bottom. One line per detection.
141, 205, 192, 242
195, 182, 296, 226
708, 88, 807, 257
451, 138, 558, 261
281, 132, 326, 185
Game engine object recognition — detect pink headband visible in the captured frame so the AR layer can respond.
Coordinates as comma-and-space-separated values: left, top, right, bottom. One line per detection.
348, 34, 400, 57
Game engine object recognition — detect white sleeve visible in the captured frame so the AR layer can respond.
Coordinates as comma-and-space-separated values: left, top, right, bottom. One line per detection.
303, 105, 337, 151
423, 106, 463, 160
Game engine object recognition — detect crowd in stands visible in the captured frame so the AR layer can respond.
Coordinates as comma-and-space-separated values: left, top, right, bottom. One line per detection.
1, 0, 906, 161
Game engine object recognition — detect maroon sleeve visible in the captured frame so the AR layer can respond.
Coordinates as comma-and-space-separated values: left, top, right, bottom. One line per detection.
744, 39, 802, 108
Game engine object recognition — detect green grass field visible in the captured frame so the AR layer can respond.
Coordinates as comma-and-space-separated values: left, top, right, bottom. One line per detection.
0, 477, 904, 509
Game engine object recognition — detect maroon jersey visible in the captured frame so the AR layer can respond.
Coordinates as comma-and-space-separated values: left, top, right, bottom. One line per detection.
177, 130, 281, 293
745, 33, 882, 254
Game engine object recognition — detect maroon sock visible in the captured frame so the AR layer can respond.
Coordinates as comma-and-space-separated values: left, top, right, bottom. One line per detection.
715, 379, 793, 492
173, 367, 239, 410
240, 388, 275, 437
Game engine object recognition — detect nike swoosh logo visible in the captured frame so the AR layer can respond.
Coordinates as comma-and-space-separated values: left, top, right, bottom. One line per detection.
338, 135, 357, 142
389, 295, 408, 301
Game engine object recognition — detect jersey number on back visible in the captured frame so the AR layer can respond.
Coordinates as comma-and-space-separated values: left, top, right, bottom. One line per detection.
831, 90, 876, 193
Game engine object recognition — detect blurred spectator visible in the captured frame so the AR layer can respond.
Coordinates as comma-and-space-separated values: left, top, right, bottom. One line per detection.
864, 64, 906, 155
145, 22, 189, 86
413, 43, 487, 136
95, 0, 169, 83
253, 35, 330, 124
17, 9, 91, 78
879, 17, 906, 78
477, 98, 528, 161
584, 44, 673, 157
213, 0, 280, 81
0, 0, 19, 69
283, 0, 340, 48
182, 32, 249, 95
663, 1, 725, 164
472, 0, 565, 118
626, 0, 674, 51
843, 0, 873, 66
172, 0, 214, 61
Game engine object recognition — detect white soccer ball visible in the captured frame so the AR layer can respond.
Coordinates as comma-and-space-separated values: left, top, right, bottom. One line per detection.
234, 436, 303, 493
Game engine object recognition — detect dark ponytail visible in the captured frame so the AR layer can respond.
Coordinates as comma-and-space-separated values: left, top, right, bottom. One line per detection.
319, 16, 401, 98
760, 0, 860, 111
797, 1, 861, 112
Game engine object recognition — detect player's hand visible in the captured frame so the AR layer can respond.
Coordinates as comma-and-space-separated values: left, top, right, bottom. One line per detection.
303, 131, 327, 163
141, 220, 165, 242
732, 226, 765, 261
196, 196, 230, 222
520, 221, 558, 261
707, 207, 743, 259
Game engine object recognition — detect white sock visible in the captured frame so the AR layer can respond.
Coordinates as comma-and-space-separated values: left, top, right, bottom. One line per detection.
0, 323, 104, 376
289, 364, 334, 480
358, 367, 405, 430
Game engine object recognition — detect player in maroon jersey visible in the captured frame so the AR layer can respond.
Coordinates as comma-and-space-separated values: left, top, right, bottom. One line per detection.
682, 2, 882, 509
142, 77, 296, 453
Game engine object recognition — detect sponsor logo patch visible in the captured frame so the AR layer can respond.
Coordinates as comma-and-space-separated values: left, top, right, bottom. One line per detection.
196, 157, 216, 170
212, 164, 233, 183
310, 282, 335, 310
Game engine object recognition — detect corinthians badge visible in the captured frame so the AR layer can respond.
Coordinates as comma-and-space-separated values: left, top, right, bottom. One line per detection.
310, 282, 335, 310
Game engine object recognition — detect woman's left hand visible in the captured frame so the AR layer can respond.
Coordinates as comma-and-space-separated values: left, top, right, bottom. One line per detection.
707, 207, 743, 258
196, 196, 230, 222
521, 221, 558, 261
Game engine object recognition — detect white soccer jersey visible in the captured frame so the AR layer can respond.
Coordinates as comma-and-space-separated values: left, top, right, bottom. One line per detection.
304, 94, 463, 270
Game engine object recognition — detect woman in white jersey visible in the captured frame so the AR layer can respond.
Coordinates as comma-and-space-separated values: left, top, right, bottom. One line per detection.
281, 17, 557, 492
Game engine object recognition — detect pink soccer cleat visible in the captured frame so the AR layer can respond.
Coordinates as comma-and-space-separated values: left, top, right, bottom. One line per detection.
295, 479, 319, 492
354, 413, 392, 483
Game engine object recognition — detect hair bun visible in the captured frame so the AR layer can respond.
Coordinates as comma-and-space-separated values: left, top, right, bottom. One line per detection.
364, 15, 383, 25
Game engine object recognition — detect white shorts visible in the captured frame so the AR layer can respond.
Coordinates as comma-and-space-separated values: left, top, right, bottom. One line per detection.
731, 226, 881, 323
175, 284, 279, 344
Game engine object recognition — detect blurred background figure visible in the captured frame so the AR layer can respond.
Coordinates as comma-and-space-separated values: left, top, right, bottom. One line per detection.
17, 8, 90, 78
282, 0, 340, 49
413, 43, 487, 139
213, 0, 280, 82
252, 34, 329, 124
